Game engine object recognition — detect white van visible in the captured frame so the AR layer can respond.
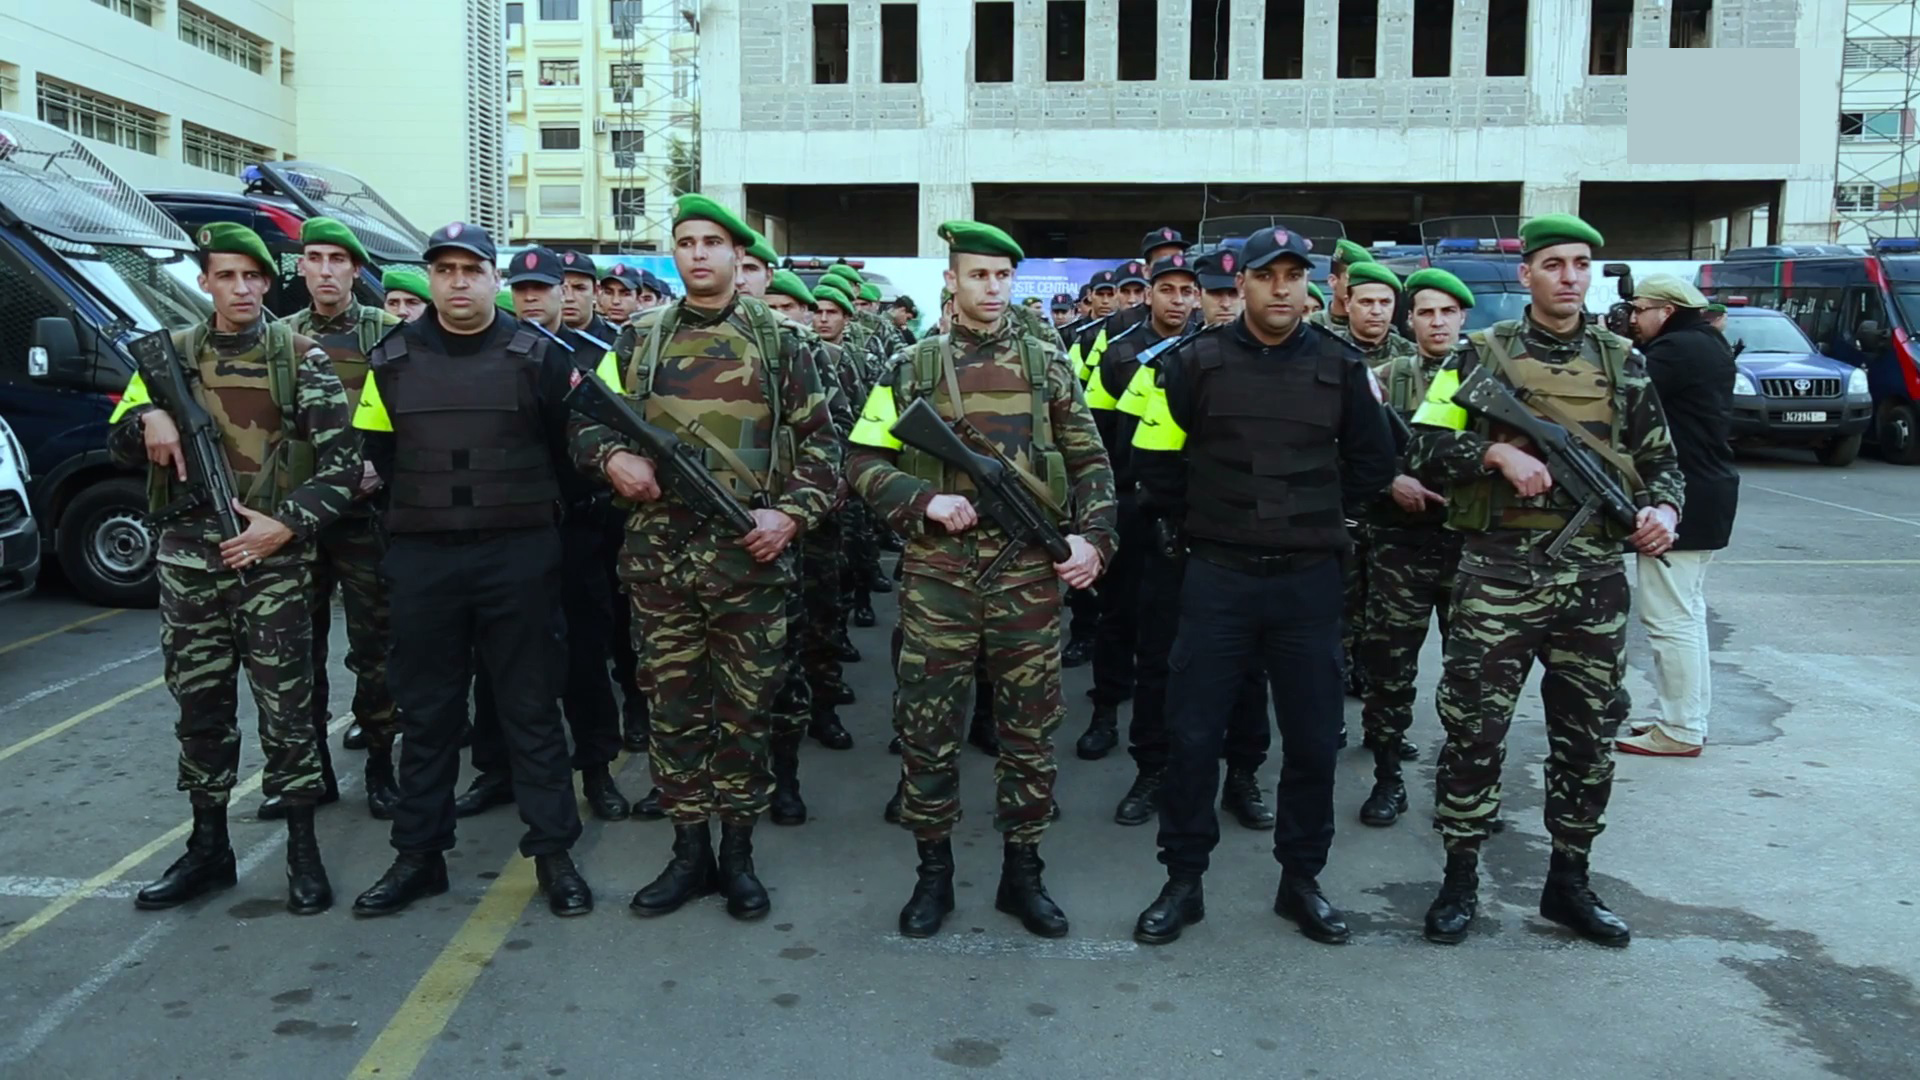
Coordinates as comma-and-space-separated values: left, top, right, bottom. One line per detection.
0, 415, 39, 603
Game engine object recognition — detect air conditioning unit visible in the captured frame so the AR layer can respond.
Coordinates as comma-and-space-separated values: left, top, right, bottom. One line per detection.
592, 117, 608, 133
614, 215, 635, 233
613, 152, 636, 170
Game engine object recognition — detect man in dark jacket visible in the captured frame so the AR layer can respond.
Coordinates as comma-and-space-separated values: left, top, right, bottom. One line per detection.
1619, 275, 1738, 757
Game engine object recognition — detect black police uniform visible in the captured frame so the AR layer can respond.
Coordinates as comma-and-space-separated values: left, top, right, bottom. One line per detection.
1131, 226, 1396, 945
352, 226, 590, 918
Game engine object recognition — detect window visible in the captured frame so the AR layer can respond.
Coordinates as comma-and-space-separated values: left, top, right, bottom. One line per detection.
1835, 184, 1880, 212
540, 124, 581, 150
1264, 0, 1304, 79
1670, 0, 1710, 49
90, 0, 155, 26
1047, 1, 1086, 82
181, 122, 271, 177
1589, 0, 1631, 75
1841, 111, 1910, 141
611, 62, 644, 91
508, 69, 524, 96
538, 59, 581, 86
1412, 0, 1452, 77
611, 128, 645, 153
180, 4, 270, 75
539, 184, 583, 216
1191, 0, 1230, 81
612, 188, 647, 216
506, 2, 524, 30
1485, 0, 1526, 75
976, 3, 1015, 83
280, 49, 296, 85
0, 67, 16, 113
611, 0, 643, 32
1117, 0, 1156, 81
37, 77, 161, 156
1845, 39, 1920, 70
1337, 0, 1378, 78
538, 0, 579, 18
0, 251, 69, 383
509, 185, 527, 215
1843, 287, 1887, 338
813, 4, 850, 84
673, 61, 693, 98
881, 4, 918, 83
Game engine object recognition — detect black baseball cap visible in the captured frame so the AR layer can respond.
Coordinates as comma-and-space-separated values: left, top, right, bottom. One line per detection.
504, 246, 563, 286
1140, 227, 1191, 256
1049, 292, 1075, 310
1148, 253, 1199, 282
557, 249, 598, 279
1239, 225, 1315, 271
1193, 251, 1237, 290
638, 269, 665, 294
1114, 260, 1150, 287
1087, 270, 1119, 292
600, 262, 640, 288
424, 221, 497, 263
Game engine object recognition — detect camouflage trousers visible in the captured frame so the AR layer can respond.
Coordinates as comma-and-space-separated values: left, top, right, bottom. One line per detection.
311, 512, 395, 752
797, 515, 849, 707
1433, 572, 1628, 856
839, 503, 880, 605
631, 567, 789, 823
895, 572, 1064, 843
1358, 526, 1462, 744
766, 576, 811, 742
159, 560, 323, 806
1340, 524, 1372, 681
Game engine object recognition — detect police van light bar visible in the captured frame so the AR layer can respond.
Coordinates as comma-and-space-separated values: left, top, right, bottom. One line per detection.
1873, 237, 1920, 253
1433, 237, 1522, 254
243, 163, 333, 198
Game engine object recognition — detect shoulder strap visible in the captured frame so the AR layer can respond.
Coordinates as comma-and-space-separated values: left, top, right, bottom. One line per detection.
505, 327, 541, 358
355, 306, 390, 356
634, 305, 679, 398
266, 321, 297, 427
1017, 334, 1054, 450
909, 338, 945, 413
733, 296, 785, 422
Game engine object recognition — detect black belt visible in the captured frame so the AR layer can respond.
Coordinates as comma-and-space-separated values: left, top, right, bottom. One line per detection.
393, 526, 546, 546
1188, 540, 1334, 576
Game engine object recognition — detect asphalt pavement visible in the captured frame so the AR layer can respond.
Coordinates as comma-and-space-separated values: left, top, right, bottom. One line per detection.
0, 452, 1916, 1080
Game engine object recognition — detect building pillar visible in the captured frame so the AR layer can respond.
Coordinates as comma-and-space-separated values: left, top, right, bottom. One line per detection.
705, 182, 747, 217
919, 182, 974, 256
1521, 182, 1581, 218
1526, 0, 1590, 123
1303, 0, 1339, 81
1378, 0, 1414, 80
1777, 178, 1838, 244
1727, 208, 1755, 250
1452, 0, 1490, 79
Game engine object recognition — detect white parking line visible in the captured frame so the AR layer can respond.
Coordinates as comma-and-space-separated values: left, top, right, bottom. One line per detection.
0, 877, 141, 900
0, 648, 161, 718
1745, 483, 1920, 529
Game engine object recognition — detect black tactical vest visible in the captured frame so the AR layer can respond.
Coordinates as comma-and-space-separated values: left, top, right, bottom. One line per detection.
1181, 327, 1353, 552
376, 327, 561, 533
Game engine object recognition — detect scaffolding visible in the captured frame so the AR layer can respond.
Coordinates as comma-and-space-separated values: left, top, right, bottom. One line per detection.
1838, 0, 1920, 243
609, 0, 700, 252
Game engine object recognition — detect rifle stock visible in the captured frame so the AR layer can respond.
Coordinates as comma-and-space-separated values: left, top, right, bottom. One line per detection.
564, 372, 758, 536
126, 329, 247, 543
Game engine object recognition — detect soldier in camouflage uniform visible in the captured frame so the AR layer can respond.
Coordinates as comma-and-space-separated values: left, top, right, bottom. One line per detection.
1355, 268, 1473, 829
277, 217, 402, 823
848, 221, 1116, 940
818, 266, 893, 633
1306, 238, 1374, 332
1408, 215, 1683, 947
578, 196, 839, 921
111, 223, 360, 915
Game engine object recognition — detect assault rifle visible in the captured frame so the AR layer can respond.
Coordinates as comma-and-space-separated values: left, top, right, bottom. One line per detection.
564, 371, 759, 536
1451, 365, 1668, 566
126, 330, 248, 546
889, 397, 1073, 585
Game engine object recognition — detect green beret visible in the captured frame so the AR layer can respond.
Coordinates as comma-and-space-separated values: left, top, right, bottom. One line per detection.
823, 264, 864, 288
768, 269, 814, 306
1404, 267, 1475, 309
299, 216, 370, 264
1307, 283, 1327, 306
494, 287, 516, 314
1334, 239, 1374, 267
937, 219, 1025, 262
381, 267, 431, 302
1519, 213, 1604, 255
193, 222, 276, 276
671, 193, 755, 245
858, 282, 881, 303
1634, 273, 1707, 309
1345, 261, 1403, 293
1705, 302, 1727, 316
744, 233, 780, 265
812, 282, 856, 315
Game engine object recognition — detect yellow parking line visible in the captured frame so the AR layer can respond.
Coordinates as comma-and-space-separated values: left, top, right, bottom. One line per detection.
349, 752, 632, 1080
0, 610, 125, 656
0, 678, 165, 766
0, 713, 352, 958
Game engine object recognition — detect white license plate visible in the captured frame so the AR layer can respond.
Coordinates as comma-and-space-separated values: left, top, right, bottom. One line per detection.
1782, 411, 1828, 422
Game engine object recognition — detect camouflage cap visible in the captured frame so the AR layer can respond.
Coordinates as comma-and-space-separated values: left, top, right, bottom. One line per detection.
812, 282, 856, 315
671, 193, 755, 245
1333, 239, 1374, 268
938, 220, 1025, 262
299, 216, 370, 264
194, 221, 276, 277
381, 266, 431, 302
1519, 213, 1605, 255
1346, 261, 1403, 294
1404, 267, 1475, 309
768, 268, 815, 305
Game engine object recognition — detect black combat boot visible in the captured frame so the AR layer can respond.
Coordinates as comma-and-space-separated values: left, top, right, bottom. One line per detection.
851, 598, 878, 629
1061, 634, 1095, 669
1424, 848, 1480, 944
621, 694, 651, 753
1540, 849, 1631, 946
883, 782, 905, 824
1359, 745, 1408, 828
1113, 767, 1163, 826
1074, 704, 1119, 760
1274, 874, 1351, 945
342, 721, 368, 751
887, 735, 902, 755
717, 822, 771, 920
809, 703, 854, 750
995, 842, 1069, 938
1134, 877, 1205, 945
898, 837, 956, 938
453, 771, 514, 818
581, 763, 632, 821
535, 852, 593, 916
1221, 767, 1276, 829
835, 627, 863, 664
633, 787, 665, 820
135, 805, 236, 910
284, 804, 332, 915
352, 853, 450, 917
1363, 730, 1419, 761
365, 750, 400, 821
769, 735, 808, 826
631, 822, 718, 917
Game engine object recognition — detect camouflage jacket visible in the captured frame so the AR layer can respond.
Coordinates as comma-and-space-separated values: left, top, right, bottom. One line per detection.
847, 319, 1118, 592
109, 319, 360, 572
1339, 324, 1420, 365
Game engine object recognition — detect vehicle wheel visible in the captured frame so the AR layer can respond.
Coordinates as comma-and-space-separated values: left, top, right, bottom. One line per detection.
56, 478, 159, 608
1878, 400, 1920, 465
1815, 432, 1863, 467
